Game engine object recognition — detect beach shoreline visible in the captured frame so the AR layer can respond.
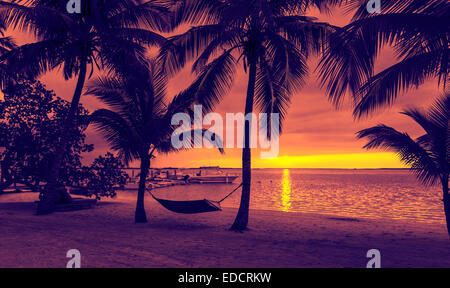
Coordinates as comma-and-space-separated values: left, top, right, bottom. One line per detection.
1, 192, 449, 268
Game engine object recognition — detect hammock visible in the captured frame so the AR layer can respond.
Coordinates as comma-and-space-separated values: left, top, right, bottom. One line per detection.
148, 183, 242, 214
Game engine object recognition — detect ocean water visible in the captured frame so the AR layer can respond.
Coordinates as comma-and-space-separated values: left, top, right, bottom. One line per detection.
144, 169, 445, 224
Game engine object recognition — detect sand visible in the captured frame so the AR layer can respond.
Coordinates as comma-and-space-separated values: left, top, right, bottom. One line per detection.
0, 192, 449, 268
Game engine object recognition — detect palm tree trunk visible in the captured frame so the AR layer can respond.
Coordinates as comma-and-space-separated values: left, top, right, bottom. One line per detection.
135, 155, 150, 223
442, 175, 450, 237
0, 156, 12, 190
36, 57, 88, 215
230, 58, 256, 231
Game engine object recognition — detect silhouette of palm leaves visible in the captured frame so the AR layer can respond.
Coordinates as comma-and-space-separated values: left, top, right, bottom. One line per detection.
161, 0, 340, 133
319, 0, 449, 117
0, 0, 172, 80
357, 92, 449, 186
88, 58, 225, 165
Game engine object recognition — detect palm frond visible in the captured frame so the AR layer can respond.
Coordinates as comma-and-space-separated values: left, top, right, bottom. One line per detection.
191, 28, 241, 72
427, 92, 450, 132
190, 50, 236, 112
107, 0, 173, 32
172, 0, 224, 25
89, 109, 141, 165
254, 57, 290, 137
0, 1, 73, 39
348, 0, 449, 20
86, 76, 137, 118
354, 50, 445, 117
403, 93, 450, 173
1, 39, 65, 79
317, 26, 375, 107
319, 6, 449, 112
276, 17, 335, 56
110, 28, 167, 47
264, 32, 309, 93
158, 24, 224, 75
357, 124, 440, 186
165, 49, 236, 117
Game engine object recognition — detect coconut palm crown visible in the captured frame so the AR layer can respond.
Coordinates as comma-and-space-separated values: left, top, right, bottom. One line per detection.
88, 57, 227, 223
160, 0, 340, 230
357, 93, 450, 236
319, 0, 449, 117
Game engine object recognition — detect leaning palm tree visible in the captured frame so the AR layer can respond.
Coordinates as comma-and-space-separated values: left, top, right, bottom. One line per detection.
0, 0, 174, 214
357, 93, 449, 236
318, 0, 449, 117
161, 0, 338, 231
88, 58, 228, 223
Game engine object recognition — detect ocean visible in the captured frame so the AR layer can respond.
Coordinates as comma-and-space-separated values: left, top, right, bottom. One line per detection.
139, 168, 444, 224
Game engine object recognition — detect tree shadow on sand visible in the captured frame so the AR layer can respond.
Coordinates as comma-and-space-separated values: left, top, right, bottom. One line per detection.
0, 199, 123, 215
147, 219, 215, 231
0, 202, 36, 213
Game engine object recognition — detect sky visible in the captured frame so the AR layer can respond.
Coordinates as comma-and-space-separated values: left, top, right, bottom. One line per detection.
8, 4, 443, 169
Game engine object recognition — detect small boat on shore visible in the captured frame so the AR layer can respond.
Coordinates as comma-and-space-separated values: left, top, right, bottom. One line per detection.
188, 175, 238, 184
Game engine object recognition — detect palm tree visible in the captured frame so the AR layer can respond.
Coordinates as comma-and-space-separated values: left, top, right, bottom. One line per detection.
0, 0, 173, 214
161, 0, 338, 231
319, 0, 449, 117
0, 16, 16, 87
87, 58, 227, 223
357, 93, 449, 236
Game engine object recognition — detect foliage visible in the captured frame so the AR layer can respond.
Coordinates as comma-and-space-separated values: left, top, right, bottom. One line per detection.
87, 58, 223, 165
0, 0, 173, 83
161, 0, 339, 131
0, 1, 174, 211
0, 80, 93, 189
74, 153, 128, 200
357, 92, 450, 236
319, 0, 449, 117
88, 58, 224, 222
160, 0, 341, 230
357, 93, 449, 186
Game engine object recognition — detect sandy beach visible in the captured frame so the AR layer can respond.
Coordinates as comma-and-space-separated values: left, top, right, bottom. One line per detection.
1, 192, 449, 268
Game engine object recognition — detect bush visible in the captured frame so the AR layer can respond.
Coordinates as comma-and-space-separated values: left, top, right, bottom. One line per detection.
75, 153, 128, 200
0, 80, 92, 190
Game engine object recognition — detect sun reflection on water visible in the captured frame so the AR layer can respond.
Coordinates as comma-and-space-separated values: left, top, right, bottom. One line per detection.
281, 169, 292, 212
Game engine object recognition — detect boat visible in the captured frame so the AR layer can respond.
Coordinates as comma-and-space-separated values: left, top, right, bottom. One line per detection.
188, 175, 238, 184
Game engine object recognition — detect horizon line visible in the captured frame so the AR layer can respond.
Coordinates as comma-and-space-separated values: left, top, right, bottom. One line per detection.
123, 167, 409, 170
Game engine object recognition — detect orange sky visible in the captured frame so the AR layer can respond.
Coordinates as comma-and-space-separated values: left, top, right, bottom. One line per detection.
9, 5, 443, 169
